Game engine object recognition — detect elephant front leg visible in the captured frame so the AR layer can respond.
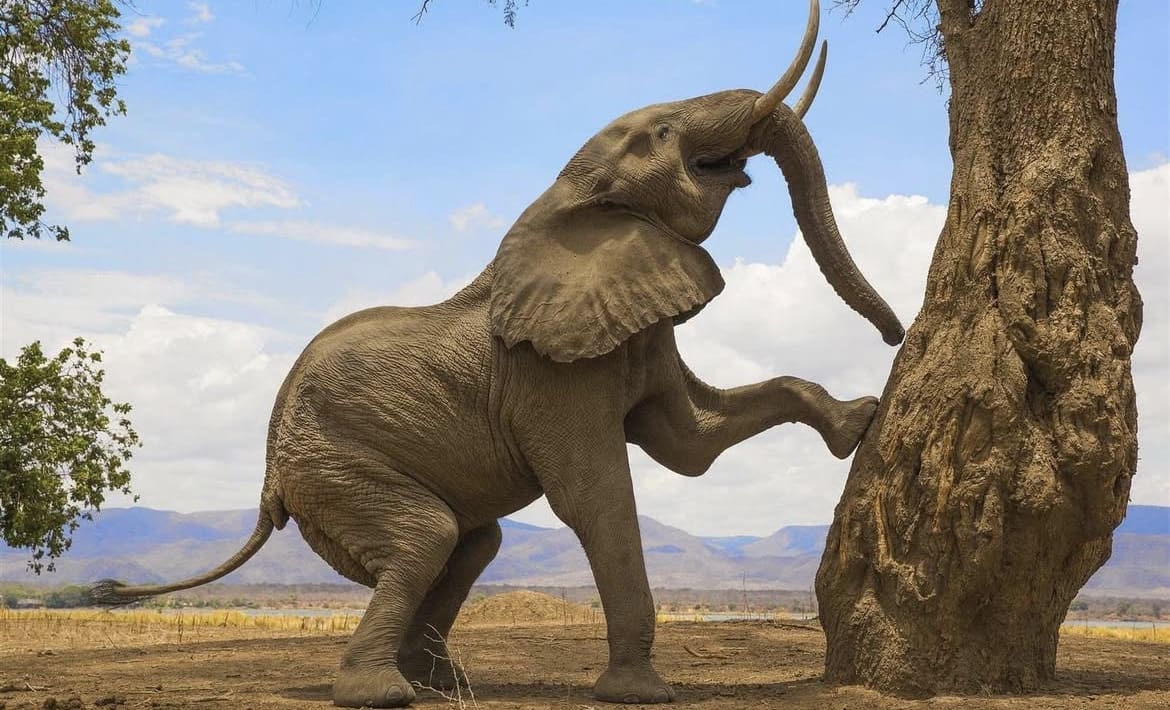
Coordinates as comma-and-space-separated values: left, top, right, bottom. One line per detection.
765, 376, 879, 458
539, 455, 674, 704
627, 371, 878, 475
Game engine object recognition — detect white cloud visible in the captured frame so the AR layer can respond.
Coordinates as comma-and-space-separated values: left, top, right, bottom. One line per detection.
1, 270, 195, 354
136, 33, 245, 75
449, 203, 508, 233
123, 3, 237, 74
1129, 163, 1169, 507
101, 154, 301, 225
125, 16, 165, 38
40, 140, 302, 227
1, 272, 295, 514
37, 141, 416, 251
228, 220, 415, 251
186, 2, 214, 23
320, 271, 475, 324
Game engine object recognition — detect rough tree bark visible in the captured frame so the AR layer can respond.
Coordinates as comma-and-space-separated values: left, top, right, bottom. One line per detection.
815, 0, 1142, 696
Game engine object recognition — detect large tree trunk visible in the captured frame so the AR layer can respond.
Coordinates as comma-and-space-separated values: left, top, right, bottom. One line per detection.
815, 0, 1142, 695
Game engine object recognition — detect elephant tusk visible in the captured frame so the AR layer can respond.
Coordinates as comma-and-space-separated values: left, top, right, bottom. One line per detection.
792, 41, 827, 119
751, 0, 821, 124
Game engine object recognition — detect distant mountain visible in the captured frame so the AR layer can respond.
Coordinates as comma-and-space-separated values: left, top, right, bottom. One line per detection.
1117, 505, 1170, 535
3, 505, 1166, 596
1083, 534, 1170, 594
740, 525, 827, 558
701, 536, 760, 557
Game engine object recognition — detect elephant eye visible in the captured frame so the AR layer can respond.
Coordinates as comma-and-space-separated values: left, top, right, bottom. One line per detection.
655, 124, 671, 141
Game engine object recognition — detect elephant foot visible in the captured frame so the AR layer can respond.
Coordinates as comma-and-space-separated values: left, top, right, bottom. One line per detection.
333, 666, 416, 708
824, 396, 879, 459
594, 662, 675, 704
399, 648, 467, 691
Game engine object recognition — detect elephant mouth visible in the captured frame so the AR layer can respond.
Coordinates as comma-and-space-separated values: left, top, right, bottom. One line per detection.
690, 153, 751, 187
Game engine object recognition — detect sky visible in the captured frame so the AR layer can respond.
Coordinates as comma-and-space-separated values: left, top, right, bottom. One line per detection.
2, 0, 1168, 537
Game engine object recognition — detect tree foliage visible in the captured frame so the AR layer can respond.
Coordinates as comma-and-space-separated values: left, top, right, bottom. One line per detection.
0, 338, 140, 573
1, 0, 130, 241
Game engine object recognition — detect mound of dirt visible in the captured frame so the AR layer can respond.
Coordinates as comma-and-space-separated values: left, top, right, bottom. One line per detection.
456, 590, 600, 626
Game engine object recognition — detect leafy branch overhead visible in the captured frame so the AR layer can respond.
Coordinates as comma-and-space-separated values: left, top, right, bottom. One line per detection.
0, 338, 141, 573
414, 0, 530, 28
0, 0, 130, 241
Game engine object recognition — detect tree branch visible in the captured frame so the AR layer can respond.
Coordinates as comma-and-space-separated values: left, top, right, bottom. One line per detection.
876, 0, 909, 33
412, 0, 525, 28
412, 0, 432, 25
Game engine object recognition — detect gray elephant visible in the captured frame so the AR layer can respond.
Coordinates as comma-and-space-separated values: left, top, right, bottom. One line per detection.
91, 1, 903, 705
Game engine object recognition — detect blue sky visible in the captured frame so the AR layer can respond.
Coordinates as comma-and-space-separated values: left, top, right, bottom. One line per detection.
2, 0, 1168, 536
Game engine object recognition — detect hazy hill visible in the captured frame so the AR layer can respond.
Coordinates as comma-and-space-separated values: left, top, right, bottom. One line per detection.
739, 525, 827, 558
1116, 505, 1170, 535
2, 505, 1165, 596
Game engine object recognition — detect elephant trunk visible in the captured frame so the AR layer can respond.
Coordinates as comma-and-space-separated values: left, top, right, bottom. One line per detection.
753, 105, 906, 346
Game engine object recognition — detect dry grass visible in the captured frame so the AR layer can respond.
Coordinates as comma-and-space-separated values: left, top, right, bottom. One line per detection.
0, 608, 361, 653
0, 608, 362, 632
1061, 622, 1168, 644
4, 608, 1165, 656
656, 611, 798, 623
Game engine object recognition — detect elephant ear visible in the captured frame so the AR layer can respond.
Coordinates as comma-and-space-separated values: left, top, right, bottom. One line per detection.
489, 206, 724, 363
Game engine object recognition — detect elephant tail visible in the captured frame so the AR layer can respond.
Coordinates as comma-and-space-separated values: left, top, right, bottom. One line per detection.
86, 513, 275, 606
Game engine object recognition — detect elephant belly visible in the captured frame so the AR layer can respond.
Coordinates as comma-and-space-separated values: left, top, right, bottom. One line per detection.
270, 304, 539, 531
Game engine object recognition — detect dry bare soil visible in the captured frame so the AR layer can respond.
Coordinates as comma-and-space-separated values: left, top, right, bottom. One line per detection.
2, 601, 1168, 709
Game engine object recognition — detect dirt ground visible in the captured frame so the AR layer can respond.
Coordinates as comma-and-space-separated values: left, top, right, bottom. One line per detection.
2, 619, 1168, 709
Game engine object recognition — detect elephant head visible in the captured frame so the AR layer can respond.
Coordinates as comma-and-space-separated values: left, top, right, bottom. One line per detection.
490, 0, 905, 363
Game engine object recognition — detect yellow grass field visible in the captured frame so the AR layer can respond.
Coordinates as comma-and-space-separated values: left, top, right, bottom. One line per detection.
0, 608, 363, 652
2, 606, 1165, 650
1060, 622, 1167, 644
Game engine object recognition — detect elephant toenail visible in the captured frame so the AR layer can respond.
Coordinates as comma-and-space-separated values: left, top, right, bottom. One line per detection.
655, 689, 671, 702
622, 693, 641, 703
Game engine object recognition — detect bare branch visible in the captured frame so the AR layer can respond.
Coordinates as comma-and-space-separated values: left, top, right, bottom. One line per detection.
833, 0, 948, 89
876, 0, 909, 33
412, 0, 432, 25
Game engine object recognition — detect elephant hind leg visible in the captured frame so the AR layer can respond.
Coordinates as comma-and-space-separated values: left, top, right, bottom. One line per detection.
289, 468, 460, 709
294, 514, 377, 588
399, 521, 502, 690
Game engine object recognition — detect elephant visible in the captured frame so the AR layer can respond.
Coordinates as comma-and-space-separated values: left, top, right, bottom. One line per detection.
90, 0, 904, 706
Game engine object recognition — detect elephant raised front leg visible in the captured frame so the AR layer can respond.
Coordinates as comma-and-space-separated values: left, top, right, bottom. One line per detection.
397, 521, 503, 691
626, 360, 877, 475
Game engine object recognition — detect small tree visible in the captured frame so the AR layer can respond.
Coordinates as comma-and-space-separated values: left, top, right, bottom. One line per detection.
43, 583, 87, 608
0, 338, 140, 572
